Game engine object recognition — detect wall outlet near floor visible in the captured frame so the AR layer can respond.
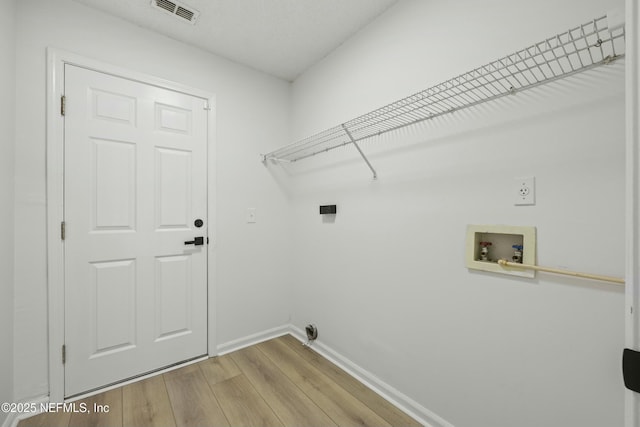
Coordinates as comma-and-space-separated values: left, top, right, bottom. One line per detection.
514, 176, 535, 206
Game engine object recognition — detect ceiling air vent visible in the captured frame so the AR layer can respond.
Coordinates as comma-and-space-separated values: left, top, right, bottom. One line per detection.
151, 0, 199, 24
175, 6, 195, 21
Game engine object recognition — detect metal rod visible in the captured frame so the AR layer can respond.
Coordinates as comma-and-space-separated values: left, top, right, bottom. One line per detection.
342, 124, 377, 180
497, 259, 625, 285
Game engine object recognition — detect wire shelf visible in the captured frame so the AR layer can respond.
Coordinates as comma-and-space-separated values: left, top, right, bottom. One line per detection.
262, 15, 625, 171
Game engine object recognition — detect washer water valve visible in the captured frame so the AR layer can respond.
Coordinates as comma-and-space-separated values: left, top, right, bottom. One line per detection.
479, 242, 492, 261
512, 245, 523, 263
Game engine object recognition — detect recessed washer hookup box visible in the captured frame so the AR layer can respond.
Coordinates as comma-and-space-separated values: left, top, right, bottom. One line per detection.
465, 224, 537, 278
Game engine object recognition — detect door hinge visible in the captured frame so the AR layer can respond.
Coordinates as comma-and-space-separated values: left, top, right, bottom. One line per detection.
61, 95, 66, 116
62, 345, 66, 364
61, 221, 66, 240
203, 100, 211, 111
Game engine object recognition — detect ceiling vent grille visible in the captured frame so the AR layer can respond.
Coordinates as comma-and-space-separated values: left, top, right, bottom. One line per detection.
175, 6, 195, 21
151, 0, 199, 24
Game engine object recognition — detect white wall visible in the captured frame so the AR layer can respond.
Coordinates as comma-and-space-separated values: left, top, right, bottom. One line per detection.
289, 1, 626, 426
0, 0, 16, 422
10, 1, 630, 424
13, 0, 292, 401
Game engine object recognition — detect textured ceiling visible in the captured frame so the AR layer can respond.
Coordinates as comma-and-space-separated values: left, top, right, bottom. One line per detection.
72, 0, 400, 81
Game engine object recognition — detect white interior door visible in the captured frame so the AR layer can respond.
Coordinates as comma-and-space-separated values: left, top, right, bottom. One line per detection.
64, 64, 208, 397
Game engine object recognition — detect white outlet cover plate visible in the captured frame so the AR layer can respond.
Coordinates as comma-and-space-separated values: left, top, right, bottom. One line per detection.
514, 176, 535, 206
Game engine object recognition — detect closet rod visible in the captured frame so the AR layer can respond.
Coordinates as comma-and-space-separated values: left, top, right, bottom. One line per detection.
497, 259, 625, 285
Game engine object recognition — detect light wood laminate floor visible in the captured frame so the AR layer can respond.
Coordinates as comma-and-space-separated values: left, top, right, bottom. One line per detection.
19, 334, 422, 427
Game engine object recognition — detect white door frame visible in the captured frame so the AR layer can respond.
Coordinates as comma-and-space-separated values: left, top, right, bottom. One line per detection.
627, 0, 640, 425
46, 47, 217, 403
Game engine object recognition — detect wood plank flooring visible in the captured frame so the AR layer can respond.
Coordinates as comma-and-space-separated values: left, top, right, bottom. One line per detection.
19, 335, 422, 427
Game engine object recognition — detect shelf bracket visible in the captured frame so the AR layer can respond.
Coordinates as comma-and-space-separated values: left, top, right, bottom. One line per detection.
341, 124, 377, 180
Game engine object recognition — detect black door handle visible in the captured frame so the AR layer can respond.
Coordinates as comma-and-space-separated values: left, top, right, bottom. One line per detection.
184, 237, 204, 246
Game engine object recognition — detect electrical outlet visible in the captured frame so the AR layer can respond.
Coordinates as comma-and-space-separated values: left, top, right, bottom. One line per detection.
514, 176, 535, 206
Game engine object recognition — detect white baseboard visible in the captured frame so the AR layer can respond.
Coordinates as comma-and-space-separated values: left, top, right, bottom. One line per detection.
288, 325, 454, 427
2, 395, 49, 427
216, 324, 291, 355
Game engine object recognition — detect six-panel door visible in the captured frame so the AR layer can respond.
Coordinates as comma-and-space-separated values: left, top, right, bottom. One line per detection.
64, 64, 208, 397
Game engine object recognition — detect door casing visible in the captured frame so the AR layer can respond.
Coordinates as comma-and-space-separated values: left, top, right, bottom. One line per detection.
46, 47, 217, 403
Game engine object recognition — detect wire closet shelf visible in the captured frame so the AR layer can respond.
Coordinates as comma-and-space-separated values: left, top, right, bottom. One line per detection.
262, 15, 625, 177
